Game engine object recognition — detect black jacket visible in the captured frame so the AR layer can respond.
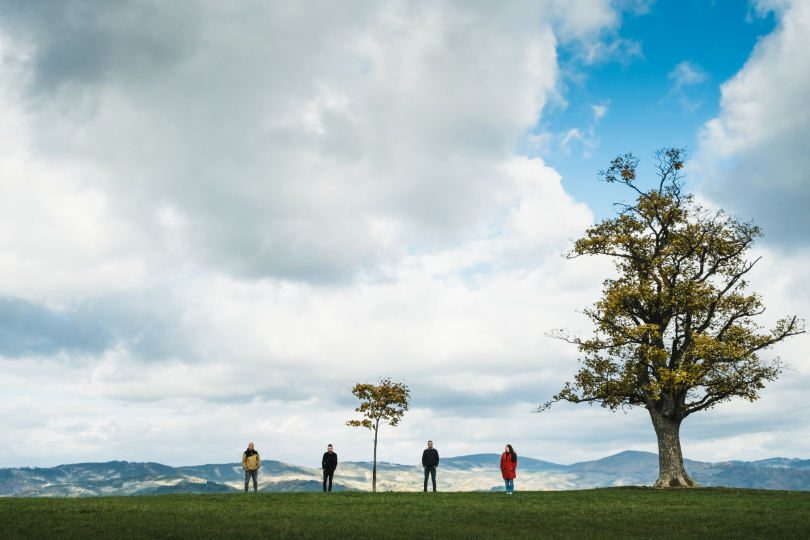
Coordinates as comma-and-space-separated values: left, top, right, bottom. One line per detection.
422, 448, 439, 467
322, 451, 338, 471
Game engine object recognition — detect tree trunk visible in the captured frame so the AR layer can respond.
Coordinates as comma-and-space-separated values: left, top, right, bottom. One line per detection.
649, 408, 700, 488
372, 420, 378, 493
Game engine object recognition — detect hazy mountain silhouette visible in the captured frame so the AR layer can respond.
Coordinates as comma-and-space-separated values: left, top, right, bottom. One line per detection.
2, 451, 808, 497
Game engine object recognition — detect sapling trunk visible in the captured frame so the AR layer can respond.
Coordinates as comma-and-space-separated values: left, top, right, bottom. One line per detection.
372, 418, 379, 493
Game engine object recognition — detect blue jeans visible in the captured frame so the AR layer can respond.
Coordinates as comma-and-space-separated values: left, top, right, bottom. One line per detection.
504, 479, 514, 493
245, 469, 258, 492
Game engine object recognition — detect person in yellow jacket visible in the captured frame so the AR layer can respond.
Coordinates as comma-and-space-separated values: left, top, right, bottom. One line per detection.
242, 442, 261, 492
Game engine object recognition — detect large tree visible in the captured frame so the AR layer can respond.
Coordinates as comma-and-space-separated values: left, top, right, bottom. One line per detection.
347, 377, 410, 493
539, 148, 804, 488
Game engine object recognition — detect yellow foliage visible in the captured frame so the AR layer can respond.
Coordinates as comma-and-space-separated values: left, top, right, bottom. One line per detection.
346, 378, 410, 430
544, 148, 804, 420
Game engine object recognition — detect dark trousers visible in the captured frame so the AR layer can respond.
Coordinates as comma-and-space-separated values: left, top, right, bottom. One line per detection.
245, 469, 258, 492
323, 469, 335, 492
423, 466, 437, 492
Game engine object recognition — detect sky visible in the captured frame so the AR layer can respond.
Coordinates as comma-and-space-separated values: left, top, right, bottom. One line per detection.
0, 0, 809, 470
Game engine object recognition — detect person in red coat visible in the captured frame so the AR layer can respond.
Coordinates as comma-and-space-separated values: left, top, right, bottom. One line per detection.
500, 444, 517, 494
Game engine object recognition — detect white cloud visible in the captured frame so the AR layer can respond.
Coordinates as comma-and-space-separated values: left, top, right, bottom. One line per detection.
696, 0, 810, 245
580, 37, 643, 65
0, 36, 148, 305
689, 0, 810, 463
0, 0, 579, 283
0, 0, 808, 470
0, 0, 626, 467
668, 60, 707, 90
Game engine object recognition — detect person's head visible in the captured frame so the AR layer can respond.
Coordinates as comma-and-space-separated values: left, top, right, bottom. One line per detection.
248, 442, 254, 450
427, 440, 433, 449
505, 444, 516, 461
328, 444, 333, 452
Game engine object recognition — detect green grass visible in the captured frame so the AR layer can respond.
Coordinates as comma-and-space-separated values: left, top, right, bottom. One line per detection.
1, 488, 808, 539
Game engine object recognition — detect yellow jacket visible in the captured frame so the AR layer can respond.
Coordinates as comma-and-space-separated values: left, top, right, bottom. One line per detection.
242, 450, 260, 471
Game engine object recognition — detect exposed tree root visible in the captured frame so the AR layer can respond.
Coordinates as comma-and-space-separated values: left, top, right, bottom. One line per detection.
653, 472, 701, 488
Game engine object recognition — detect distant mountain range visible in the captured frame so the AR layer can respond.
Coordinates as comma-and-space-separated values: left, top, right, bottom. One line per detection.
2, 451, 809, 497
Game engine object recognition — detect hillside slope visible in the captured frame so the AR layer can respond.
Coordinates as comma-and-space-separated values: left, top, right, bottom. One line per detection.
2, 451, 809, 496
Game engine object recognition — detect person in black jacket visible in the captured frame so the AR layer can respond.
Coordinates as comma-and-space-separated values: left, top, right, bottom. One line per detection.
322, 444, 338, 492
421, 440, 440, 492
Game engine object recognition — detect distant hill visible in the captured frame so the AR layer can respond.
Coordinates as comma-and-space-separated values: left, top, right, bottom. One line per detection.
139, 480, 240, 495
1, 451, 808, 497
260, 480, 357, 493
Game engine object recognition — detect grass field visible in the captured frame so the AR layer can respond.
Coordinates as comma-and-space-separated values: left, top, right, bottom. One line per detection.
1, 487, 808, 539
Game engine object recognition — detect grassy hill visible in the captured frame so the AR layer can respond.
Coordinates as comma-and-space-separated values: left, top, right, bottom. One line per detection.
3, 451, 809, 497
1, 489, 808, 539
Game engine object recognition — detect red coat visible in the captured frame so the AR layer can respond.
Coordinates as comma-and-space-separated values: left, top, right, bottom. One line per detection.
500, 452, 517, 480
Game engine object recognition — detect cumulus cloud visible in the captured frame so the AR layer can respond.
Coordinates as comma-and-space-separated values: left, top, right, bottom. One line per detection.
0, 0, 628, 467
697, 0, 810, 246
0, 0, 807, 469
0, 0, 580, 283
